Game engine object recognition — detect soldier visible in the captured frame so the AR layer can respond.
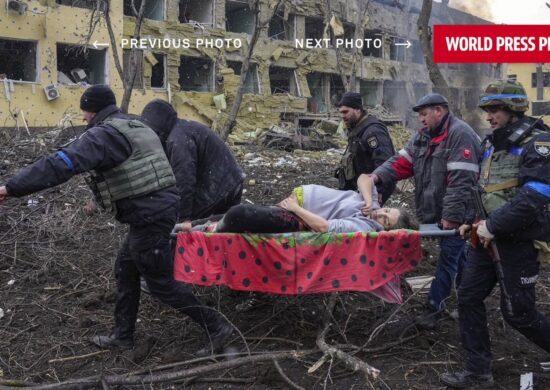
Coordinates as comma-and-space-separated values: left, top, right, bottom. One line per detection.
141, 99, 245, 232
441, 80, 550, 388
0, 85, 232, 356
335, 92, 396, 204
372, 93, 482, 329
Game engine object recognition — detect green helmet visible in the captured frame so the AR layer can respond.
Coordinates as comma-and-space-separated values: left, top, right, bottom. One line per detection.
478, 79, 529, 113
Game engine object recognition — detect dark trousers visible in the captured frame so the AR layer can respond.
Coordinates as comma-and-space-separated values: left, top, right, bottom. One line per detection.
458, 241, 550, 374
428, 235, 466, 310
215, 204, 302, 233
114, 215, 221, 340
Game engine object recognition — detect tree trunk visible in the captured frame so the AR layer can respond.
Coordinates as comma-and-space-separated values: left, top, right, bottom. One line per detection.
417, 0, 461, 116
220, 0, 284, 141
120, 0, 147, 114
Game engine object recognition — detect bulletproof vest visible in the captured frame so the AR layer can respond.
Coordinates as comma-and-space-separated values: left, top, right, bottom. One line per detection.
88, 118, 176, 213
480, 122, 544, 213
339, 115, 383, 183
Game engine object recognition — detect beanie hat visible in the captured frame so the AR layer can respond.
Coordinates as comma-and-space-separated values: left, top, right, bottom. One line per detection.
80, 85, 116, 112
337, 92, 363, 110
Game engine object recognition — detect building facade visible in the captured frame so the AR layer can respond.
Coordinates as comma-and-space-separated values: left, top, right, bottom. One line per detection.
0, 0, 501, 135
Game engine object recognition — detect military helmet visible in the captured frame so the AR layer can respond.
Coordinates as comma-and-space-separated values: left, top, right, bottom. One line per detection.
478, 79, 529, 113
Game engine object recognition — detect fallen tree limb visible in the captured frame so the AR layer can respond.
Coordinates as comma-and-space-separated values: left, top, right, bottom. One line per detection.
48, 350, 108, 364
316, 326, 380, 381
22, 350, 316, 389
273, 359, 306, 390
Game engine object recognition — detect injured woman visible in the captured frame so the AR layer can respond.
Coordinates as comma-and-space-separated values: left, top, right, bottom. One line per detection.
184, 174, 418, 234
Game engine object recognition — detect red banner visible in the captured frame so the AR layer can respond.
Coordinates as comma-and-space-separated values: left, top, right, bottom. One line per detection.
433, 24, 550, 63
173, 231, 422, 303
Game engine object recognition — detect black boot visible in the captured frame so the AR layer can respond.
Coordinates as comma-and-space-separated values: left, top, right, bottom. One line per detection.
91, 334, 134, 350
196, 320, 233, 357
440, 370, 494, 388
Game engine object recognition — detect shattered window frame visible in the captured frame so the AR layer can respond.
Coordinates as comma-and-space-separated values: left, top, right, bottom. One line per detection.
55, 0, 97, 9
306, 72, 329, 113
225, 0, 256, 35
389, 36, 406, 62
227, 61, 261, 95
362, 30, 383, 58
0, 38, 38, 83
178, 0, 214, 26
123, 49, 144, 90
269, 65, 300, 96
56, 43, 108, 86
150, 52, 167, 89
360, 80, 382, 108
304, 16, 326, 42
178, 56, 215, 92
123, 0, 165, 21
268, 5, 295, 41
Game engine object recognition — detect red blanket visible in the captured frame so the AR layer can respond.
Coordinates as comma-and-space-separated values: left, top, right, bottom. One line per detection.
174, 230, 421, 303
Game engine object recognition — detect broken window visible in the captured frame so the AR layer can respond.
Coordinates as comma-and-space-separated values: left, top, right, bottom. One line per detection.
532, 72, 550, 87
56, 0, 96, 9
306, 73, 328, 113
363, 30, 383, 58
123, 0, 164, 20
305, 16, 325, 41
360, 80, 383, 107
269, 66, 299, 96
150, 53, 166, 88
343, 22, 355, 41
268, 5, 294, 40
57, 44, 106, 85
179, 0, 213, 25
389, 36, 406, 61
179, 56, 213, 92
226, 1, 256, 35
508, 74, 517, 82
227, 61, 260, 94
123, 49, 144, 89
0, 38, 37, 82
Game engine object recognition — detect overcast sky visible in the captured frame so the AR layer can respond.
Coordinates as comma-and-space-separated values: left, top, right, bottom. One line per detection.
447, 0, 550, 24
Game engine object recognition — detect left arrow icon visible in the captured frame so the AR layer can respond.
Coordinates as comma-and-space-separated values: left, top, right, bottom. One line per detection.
93, 40, 109, 49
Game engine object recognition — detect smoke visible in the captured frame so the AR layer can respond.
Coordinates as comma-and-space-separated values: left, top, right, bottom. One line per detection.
448, 0, 495, 22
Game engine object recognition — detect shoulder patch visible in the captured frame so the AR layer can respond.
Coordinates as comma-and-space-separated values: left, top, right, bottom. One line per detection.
534, 141, 550, 157
367, 136, 379, 149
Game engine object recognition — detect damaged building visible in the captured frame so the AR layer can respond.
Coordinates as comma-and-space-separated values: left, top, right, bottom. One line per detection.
0, 0, 504, 136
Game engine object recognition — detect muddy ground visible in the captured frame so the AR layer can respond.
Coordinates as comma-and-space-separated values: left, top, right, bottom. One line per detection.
0, 127, 549, 389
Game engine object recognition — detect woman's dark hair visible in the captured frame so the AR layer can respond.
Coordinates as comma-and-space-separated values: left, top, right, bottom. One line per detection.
393, 207, 419, 230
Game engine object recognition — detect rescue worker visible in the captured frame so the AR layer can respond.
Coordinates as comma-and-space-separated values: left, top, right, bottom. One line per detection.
372, 93, 482, 329
441, 80, 550, 388
0, 85, 232, 356
335, 92, 396, 204
141, 99, 245, 232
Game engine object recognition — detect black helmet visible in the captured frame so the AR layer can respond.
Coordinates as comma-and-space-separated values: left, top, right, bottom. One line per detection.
412, 93, 449, 112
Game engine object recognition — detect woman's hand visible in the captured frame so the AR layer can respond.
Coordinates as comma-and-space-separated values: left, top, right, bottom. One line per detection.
280, 193, 299, 212
361, 201, 373, 216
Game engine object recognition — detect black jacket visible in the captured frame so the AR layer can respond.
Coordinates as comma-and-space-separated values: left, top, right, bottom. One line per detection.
485, 118, 550, 241
6, 105, 179, 226
341, 114, 396, 202
141, 100, 245, 221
